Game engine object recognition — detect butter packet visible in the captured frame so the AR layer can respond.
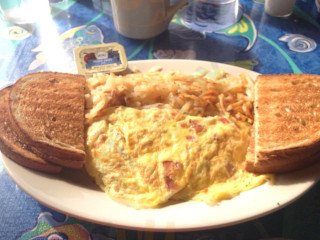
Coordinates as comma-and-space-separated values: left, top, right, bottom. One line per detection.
74, 43, 128, 76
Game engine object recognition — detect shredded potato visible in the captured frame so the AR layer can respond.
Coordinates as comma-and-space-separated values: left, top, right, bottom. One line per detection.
85, 68, 254, 126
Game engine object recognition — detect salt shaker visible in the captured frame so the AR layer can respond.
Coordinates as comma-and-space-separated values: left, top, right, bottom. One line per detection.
265, 0, 296, 17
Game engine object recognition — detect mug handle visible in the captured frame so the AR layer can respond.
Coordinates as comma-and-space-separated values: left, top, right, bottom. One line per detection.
166, 0, 186, 19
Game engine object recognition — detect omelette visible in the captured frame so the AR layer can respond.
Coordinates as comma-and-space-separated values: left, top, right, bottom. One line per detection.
85, 70, 271, 208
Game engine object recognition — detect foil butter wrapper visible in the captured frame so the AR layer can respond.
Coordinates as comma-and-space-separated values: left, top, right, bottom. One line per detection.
74, 43, 128, 76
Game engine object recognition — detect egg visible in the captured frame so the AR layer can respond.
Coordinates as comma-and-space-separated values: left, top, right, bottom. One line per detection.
85, 106, 268, 208
84, 70, 271, 208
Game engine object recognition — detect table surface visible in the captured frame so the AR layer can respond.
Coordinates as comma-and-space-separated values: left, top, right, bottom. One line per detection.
1, 0, 320, 239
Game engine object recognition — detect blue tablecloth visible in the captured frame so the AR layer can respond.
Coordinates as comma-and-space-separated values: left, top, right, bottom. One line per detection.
1, 0, 320, 239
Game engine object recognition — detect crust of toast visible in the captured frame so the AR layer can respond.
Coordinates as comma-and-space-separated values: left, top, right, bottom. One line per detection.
247, 74, 320, 173
245, 127, 255, 171
0, 87, 61, 173
245, 128, 320, 173
8, 72, 86, 168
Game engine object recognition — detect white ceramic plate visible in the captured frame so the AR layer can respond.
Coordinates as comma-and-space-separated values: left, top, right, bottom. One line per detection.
2, 59, 320, 231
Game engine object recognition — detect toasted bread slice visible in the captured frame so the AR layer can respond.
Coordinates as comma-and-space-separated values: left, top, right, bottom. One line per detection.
0, 87, 62, 173
246, 74, 320, 173
8, 72, 86, 168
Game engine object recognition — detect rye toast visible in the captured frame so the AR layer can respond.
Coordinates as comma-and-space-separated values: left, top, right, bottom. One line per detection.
8, 72, 86, 168
0, 87, 62, 173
